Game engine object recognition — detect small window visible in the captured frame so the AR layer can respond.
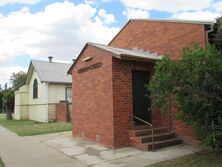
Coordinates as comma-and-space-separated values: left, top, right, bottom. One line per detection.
33, 79, 38, 99
66, 87, 72, 103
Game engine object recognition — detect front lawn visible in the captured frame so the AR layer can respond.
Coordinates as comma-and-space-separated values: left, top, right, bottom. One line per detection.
147, 152, 222, 167
0, 158, 4, 167
0, 117, 71, 136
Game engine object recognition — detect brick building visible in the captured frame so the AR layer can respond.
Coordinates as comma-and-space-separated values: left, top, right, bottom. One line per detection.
68, 19, 214, 150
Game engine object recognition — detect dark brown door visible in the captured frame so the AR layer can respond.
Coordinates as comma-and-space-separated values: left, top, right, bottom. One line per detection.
132, 70, 151, 125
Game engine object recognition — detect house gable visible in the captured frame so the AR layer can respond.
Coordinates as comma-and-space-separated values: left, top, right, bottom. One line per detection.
109, 19, 211, 60
25, 62, 41, 85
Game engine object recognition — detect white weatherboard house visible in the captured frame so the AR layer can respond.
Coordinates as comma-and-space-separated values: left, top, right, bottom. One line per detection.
14, 57, 72, 122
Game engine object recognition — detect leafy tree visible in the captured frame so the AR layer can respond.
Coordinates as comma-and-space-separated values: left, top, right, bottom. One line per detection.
211, 16, 222, 52
10, 71, 26, 89
148, 44, 222, 151
2, 88, 14, 120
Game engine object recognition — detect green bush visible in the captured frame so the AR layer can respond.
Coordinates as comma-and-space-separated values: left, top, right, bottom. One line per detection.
148, 44, 222, 151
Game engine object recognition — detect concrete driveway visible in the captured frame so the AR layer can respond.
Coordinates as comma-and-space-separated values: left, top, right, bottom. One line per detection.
0, 126, 200, 167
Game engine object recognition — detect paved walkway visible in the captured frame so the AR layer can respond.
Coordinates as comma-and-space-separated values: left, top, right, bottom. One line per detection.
0, 126, 201, 167
0, 126, 86, 167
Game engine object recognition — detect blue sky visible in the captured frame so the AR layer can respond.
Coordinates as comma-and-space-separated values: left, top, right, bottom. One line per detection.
0, 0, 221, 85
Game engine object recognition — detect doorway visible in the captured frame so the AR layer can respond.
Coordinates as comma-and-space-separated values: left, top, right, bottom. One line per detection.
132, 70, 151, 125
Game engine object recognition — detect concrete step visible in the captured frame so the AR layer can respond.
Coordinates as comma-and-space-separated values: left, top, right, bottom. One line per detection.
144, 138, 183, 151
133, 125, 151, 130
129, 127, 168, 137
129, 127, 183, 151
139, 132, 175, 143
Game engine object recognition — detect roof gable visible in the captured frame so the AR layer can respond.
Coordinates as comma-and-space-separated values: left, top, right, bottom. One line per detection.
67, 42, 162, 74
109, 19, 214, 45
26, 60, 72, 84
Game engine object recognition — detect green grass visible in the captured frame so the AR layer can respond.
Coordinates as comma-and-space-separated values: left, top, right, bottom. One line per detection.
0, 158, 4, 167
147, 152, 222, 167
0, 117, 72, 136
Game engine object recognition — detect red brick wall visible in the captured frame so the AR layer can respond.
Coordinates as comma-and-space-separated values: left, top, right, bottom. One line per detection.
111, 57, 195, 147
112, 58, 154, 148
110, 20, 206, 144
170, 106, 197, 144
110, 21, 206, 59
56, 102, 69, 122
71, 21, 207, 148
151, 106, 196, 144
72, 45, 115, 148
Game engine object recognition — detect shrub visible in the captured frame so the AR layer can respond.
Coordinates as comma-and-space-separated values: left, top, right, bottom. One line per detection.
148, 44, 222, 151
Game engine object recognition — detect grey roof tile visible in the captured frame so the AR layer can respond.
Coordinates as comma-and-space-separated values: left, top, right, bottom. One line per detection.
32, 60, 72, 84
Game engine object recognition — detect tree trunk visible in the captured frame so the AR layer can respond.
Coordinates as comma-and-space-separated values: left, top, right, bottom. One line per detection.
6, 102, 12, 120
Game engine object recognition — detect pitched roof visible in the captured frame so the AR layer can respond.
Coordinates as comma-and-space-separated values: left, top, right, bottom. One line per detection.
26, 60, 72, 84
67, 43, 162, 74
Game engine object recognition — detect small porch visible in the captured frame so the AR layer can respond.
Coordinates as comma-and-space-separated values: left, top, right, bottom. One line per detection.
111, 55, 182, 151
70, 43, 186, 151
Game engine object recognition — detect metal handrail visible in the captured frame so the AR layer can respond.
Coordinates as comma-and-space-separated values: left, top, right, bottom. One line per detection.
131, 114, 155, 152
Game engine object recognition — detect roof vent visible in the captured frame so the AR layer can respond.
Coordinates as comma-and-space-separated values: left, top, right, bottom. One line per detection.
48, 56, 53, 63
132, 48, 150, 55
132, 47, 138, 51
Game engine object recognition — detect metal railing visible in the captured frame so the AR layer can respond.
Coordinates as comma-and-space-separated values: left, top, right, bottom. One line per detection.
131, 114, 155, 152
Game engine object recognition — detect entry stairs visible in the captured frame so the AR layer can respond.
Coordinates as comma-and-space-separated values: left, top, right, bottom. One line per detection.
129, 126, 183, 151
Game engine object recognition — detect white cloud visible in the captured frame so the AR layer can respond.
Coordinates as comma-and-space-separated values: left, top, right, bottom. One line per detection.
98, 9, 115, 24
0, 66, 27, 86
0, 1, 119, 64
213, 2, 222, 12
120, 0, 213, 12
122, 8, 149, 19
0, 0, 41, 6
0, 1, 120, 85
172, 11, 221, 21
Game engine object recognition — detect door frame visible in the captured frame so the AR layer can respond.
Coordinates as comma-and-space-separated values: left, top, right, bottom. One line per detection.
131, 69, 152, 126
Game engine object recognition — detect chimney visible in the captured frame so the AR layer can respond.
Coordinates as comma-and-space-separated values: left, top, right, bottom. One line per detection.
48, 56, 53, 63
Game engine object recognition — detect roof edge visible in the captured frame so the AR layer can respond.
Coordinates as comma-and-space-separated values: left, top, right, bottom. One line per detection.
32, 59, 72, 65
68, 42, 163, 74
108, 20, 131, 45
108, 18, 215, 46
67, 42, 123, 74
43, 81, 72, 84
89, 42, 162, 61
25, 61, 35, 84
67, 43, 89, 74
129, 18, 215, 25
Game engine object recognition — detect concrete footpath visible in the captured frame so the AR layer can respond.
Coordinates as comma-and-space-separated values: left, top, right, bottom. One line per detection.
0, 126, 201, 167
0, 126, 86, 167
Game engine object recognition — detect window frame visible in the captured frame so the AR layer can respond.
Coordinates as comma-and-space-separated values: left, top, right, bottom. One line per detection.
33, 79, 38, 99
65, 87, 72, 103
